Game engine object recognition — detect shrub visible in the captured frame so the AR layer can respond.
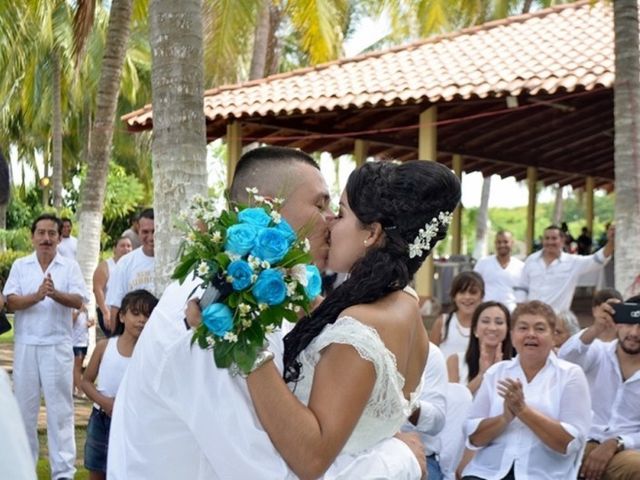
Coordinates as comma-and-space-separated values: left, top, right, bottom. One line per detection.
0, 250, 29, 288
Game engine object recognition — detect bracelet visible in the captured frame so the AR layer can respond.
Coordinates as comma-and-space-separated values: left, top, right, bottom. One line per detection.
240, 350, 274, 378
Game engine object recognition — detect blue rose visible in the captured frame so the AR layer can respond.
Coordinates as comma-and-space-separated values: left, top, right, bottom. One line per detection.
238, 207, 272, 228
252, 269, 287, 306
304, 265, 322, 300
251, 228, 290, 264
227, 260, 254, 291
225, 223, 258, 256
202, 303, 234, 337
275, 219, 296, 246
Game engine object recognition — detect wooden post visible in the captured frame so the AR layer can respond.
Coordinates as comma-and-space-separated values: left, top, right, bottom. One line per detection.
451, 154, 463, 255
526, 167, 538, 254
416, 106, 437, 298
585, 176, 595, 235
226, 121, 242, 187
354, 139, 369, 167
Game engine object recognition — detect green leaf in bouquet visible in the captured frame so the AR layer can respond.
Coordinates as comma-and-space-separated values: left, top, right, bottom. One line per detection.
193, 324, 211, 349
245, 320, 264, 345
172, 252, 200, 281
261, 306, 286, 328
241, 291, 257, 305
233, 342, 258, 374
279, 249, 313, 268
227, 293, 241, 309
215, 253, 230, 269
282, 308, 298, 323
214, 340, 235, 368
219, 210, 235, 228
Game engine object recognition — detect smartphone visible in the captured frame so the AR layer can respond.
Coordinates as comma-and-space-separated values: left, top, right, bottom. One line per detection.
612, 302, 640, 324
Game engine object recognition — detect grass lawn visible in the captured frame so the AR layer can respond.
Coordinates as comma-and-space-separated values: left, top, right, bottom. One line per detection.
37, 426, 89, 480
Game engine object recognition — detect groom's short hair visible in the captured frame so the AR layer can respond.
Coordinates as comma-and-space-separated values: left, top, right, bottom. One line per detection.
229, 146, 319, 203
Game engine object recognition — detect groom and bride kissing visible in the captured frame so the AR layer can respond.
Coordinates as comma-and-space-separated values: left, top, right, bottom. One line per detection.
107, 146, 460, 480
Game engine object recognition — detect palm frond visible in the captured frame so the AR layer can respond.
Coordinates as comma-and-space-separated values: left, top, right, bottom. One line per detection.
286, 0, 349, 64
72, 0, 97, 67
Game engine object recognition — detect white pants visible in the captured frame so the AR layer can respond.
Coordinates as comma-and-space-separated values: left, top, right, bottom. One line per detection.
13, 343, 76, 480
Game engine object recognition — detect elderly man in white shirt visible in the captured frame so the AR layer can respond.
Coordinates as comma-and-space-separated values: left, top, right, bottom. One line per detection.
3, 214, 89, 480
401, 343, 447, 479
107, 147, 425, 480
474, 231, 523, 312
515, 224, 614, 312
558, 295, 640, 479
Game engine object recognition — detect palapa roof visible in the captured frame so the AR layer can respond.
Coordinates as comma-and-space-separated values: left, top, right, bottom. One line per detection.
123, 0, 616, 189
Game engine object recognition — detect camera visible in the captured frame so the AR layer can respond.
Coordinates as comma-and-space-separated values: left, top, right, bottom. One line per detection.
612, 303, 640, 324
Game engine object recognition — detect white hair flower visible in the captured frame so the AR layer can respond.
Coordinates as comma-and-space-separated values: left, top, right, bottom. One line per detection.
408, 211, 453, 259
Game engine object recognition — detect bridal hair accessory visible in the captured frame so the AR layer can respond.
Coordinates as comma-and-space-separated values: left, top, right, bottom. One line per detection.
173, 189, 321, 375
408, 211, 453, 259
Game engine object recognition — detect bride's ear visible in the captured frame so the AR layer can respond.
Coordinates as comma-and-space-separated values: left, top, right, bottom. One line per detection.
365, 222, 384, 248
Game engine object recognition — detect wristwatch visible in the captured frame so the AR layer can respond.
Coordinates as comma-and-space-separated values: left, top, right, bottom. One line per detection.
615, 436, 625, 453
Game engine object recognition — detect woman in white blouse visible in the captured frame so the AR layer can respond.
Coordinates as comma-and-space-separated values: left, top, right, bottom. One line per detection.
461, 300, 591, 480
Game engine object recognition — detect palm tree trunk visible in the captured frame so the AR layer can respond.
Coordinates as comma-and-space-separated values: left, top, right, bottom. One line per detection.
613, 0, 640, 295
51, 50, 64, 209
150, 0, 207, 294
76, 0, 133, 302
473, 175, 491, 259
249, 0, 271, 81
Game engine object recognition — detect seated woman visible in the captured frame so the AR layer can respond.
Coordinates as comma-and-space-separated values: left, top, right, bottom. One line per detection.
430, 271, 485, 359
553, 310, 580, 350
461, 300, 591, 480
447, 301, 514, 395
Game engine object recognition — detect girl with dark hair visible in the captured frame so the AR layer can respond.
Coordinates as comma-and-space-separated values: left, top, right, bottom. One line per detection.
447, 301, 514, 395
430, 271, 485, 358
242, 160, 461, 479
81, 290, 158, 479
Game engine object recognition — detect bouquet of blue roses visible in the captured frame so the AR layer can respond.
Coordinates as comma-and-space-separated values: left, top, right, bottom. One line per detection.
173, 190, 323, 375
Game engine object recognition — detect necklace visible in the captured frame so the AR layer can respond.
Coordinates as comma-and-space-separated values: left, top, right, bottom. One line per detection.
454, 314, 470, 337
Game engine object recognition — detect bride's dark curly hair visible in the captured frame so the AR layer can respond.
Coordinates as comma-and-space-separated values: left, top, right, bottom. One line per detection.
282, 160, 461, 383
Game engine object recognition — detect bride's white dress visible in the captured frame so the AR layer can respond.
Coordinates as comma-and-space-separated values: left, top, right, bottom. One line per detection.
294, 316, 421, 454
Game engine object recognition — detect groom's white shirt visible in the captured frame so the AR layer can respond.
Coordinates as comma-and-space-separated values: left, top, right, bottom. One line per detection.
107, 278, 421, 479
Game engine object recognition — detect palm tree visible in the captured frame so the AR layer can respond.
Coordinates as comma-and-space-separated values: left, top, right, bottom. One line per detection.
150, 0, 208, 293
75, 0, 135, 298
613, 0, 640, 296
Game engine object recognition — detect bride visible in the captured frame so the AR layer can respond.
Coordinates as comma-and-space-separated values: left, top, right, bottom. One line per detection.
248, 159, 460, 478
109, 157, 460, 479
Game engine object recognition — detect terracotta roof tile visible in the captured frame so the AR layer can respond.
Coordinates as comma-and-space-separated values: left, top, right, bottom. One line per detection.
123, 0, 614, 128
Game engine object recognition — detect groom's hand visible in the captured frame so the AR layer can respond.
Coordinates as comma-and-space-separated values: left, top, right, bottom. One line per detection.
185, 299, 203, 328
394, 431, 427, 479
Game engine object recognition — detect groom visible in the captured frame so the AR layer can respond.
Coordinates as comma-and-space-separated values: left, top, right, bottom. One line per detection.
108, 146, 425, 479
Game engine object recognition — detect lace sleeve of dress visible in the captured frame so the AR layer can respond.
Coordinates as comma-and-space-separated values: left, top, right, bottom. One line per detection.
314, 316, 392, 370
